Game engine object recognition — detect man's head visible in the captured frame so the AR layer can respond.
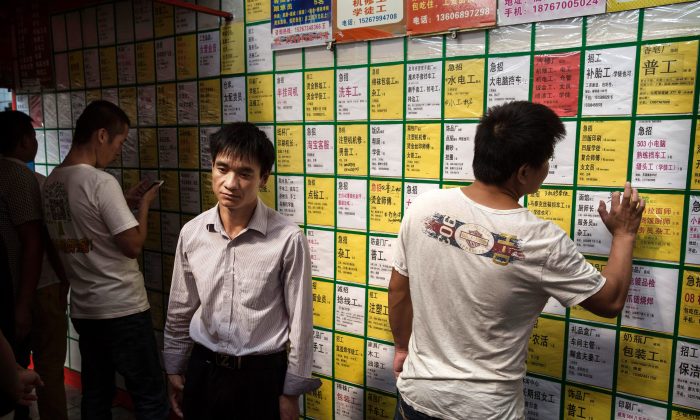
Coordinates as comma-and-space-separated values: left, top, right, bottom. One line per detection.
0, 111, 37, 163
473, 101, 565, 192
73, 100, 130, 168
209, 123, 274, 212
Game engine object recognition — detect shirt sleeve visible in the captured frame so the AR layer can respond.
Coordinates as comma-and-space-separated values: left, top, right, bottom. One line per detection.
281, 231, 321, 395
95, 177, 138, 236
540, 229, 606, 308
7, 168, 42, 226
163, 232, 201, 374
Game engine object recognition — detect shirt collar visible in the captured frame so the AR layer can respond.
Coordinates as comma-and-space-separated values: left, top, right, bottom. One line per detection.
0, 156, 27, 167
206, 198, 269, 237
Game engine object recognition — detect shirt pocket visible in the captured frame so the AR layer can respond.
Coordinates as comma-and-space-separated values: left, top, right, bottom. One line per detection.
238, 269, 279, 309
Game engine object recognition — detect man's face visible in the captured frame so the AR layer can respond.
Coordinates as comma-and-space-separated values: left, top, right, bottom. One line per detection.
97, 125, 128, 168
212, 153, 268, 212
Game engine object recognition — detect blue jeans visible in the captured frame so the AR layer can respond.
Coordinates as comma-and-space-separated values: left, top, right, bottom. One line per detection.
71, 310, 169, 420
395, 393, 441, 420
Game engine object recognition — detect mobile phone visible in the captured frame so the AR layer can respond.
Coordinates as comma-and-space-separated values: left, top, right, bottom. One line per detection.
149, 180, 165, 190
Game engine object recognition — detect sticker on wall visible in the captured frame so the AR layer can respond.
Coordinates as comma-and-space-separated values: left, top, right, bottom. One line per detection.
333, 0, 406, 43
272, 0, 332, 50
337, 67, 368, 121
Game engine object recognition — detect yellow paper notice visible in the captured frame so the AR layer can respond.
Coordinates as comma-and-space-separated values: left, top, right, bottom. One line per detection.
136, 41, 155, 84
245, 0, 270, 22
154, 3, 174, 37
122, 169, 139, 192
312, 280, 334, 329
199, 79, 222, 124
634, 192, 684, 262
577, 121, 630, 187
444, 59, 484, 119
85, 89, 101, 104
118, 87, 138, 125
68, 51, 84, 89
370, 65, 404, 120
679, 270, 700, 339
305, 377, 332, 419
564, 385, 612, 419
99, 47, 118, 87
367, 290, 392, 342
337, 125, 368, 176
334, 333, 365, 385
617, 332, 672, 401
305, 70, 334, 121
336, 232, 367, 285
247, 74, 274, 123
221, 22, 245, 75
405, 124, 441, 179
527, 189, 573, 235
275, 125, 303, 173
369, 180, 402, 234
178, 127, 199, 169
176, 35, 197, 80
139, 129, 158, 168
673, 410, 700, 420
159, 170, 180, 211
608, 0, 692, 11
145, 212, 161, 251
157, 83, 177, 126
526, 317, 565, 379
366, 391, 396, 420
306, 177, 335, 227
199, 172, 217, 211
691, 130, 700, 190
570, 259, 617, 325
637, 41, 698, 115
258, 175, 276, 210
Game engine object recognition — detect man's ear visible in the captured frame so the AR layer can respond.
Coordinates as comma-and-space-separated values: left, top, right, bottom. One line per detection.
96, 128, 109, 144
259, 171, 270, 188
516, 164, 530, 185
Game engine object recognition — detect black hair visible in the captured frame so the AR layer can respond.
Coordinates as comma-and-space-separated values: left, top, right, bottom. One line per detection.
0, 111, 34, 154
209, 122, 275, 176
73, 100, 130, 145
473, 101, 565, 185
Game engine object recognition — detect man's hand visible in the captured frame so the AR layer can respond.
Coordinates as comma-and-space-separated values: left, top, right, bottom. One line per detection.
598, 182, 645, 239
279, 394, 299, 420
393, 349, 408, 379
168, 374, 185, 418
15, 367, 43, 406
125, 180, 152, 209
14, 305, 31, 341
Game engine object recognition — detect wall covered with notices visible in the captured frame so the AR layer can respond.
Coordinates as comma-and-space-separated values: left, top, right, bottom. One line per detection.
14, 0, 700, 418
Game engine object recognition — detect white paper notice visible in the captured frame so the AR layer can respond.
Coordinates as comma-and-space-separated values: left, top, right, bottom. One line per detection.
306, 125, 335, 174
54, 54, 70, 91
335, 284, 366, 336
404, 182, 439, 212
545, 120, 576, 185
337, 68, 368, 121
117, 44, 137, 85
406, 61, 442, 120
574, 190, 613, 255
632, 119, 691, 189
307, 229, 335, 279
116, 1, 135, 43
566, 323, 616, 389
275, 72, 303, 122
487, 56, 530, 107
498, 0, 605, 26
57, 93, 72, 129
312, 328, 332, 377
199, 127, 217, 170
198, 31, 220, 78
175, 2, 196, 34
97, 4, 115, 46
222, 77, 247, 123
45, 131, 60, 164
686, 196, 700, 266
43, 94, 57, 129
58, 130, 72, 163
277, 175, 304, 224
337, 179, 367, 231
335, 382, 363, 420
133, 0, 154, 41
443, 123, 476, 181
179, 171, 201, 214
138, 85, 157, 127
247, 23, 273, 73
614, 397, 667, 420
70, 92, 86, 127
102, 89, 119, 105
366, 340, 396, 393
161, 212, 180, 254
673, 341, 700, 410
122, 131, 139, 168
523, 376, 561, 420
370, 124, 403, 178
158, 128, 178, 168
368, 236, 394, 289
177, 82, 198, 125
84, 49, 100, 88
622, 265, 678, 333
156, 37, 176, 82
337, 0, 403, 29
582, 46, 636, 116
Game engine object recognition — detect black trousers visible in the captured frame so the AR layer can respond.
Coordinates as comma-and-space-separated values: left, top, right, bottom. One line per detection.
183, 345, 287, 420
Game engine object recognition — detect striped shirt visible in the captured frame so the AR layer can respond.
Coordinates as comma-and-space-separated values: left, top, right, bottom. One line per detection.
163, 199, 320, 395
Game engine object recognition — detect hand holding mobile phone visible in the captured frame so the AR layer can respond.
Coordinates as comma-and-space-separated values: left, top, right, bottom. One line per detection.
149, 180, 165, 190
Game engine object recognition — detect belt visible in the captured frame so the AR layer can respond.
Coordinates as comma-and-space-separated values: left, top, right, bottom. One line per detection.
192, 343, 286, 370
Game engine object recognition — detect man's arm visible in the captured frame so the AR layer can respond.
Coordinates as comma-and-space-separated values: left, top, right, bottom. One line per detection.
580, 182, 645, 318
388, 269, 412, 378
114, 181, 160, 259
14, 221, 44, 340
280, 232, 321, 420
0, 331, 42, 405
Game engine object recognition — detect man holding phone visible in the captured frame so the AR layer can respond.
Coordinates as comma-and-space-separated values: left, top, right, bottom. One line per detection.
43, 101, 170, 420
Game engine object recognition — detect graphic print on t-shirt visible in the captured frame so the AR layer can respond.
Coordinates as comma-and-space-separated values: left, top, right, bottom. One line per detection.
44, 182, 93, 254
423, 213, 525, 266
